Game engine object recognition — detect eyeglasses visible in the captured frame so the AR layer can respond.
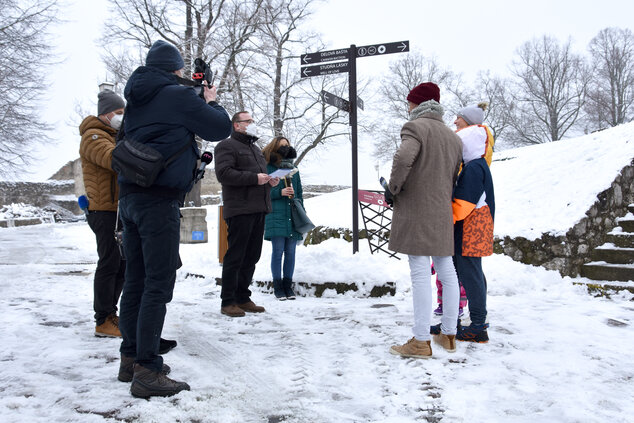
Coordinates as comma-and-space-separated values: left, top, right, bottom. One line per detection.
237, 119, 254, 124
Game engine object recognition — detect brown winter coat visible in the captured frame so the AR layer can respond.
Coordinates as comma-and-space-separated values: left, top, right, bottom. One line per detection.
79, 116, 119, 211
388, 113, 462, 256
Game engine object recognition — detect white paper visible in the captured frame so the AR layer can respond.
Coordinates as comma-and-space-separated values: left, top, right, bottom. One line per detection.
268, 168, 293, 178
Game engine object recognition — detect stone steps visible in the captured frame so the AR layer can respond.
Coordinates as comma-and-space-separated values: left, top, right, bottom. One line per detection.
591, 245, 634, 264
580, 262, 634, 282
620, 218, 634, 233
581, 205, 634, 289
606, 231, 634, 248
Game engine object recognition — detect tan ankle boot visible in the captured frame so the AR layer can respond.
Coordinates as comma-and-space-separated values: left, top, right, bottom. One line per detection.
95, 314, 121, 338
433, 333, 456, 352
389, 337, 432, 359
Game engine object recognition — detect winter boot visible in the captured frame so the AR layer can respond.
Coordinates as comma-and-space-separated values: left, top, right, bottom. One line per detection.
95, 313, 121, 338
273, 279, 286, 301
389, 337, 432, 359
456, 324, 489, 343
432, 333, 456, 352
283, 277, 296, 300
158, 338, 177, 355
118, 355, 171, 383
237, 300, 266, 313
130, 364, 190, 398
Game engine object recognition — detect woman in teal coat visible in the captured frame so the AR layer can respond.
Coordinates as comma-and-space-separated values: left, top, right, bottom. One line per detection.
262, 137, 304, 300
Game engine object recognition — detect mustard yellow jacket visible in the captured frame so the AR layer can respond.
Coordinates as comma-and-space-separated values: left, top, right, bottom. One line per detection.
79, 116, 119, 211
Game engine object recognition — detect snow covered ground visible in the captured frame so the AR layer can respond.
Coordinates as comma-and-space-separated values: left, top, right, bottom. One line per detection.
1, 122, 633, 422
0, 212, 632, 422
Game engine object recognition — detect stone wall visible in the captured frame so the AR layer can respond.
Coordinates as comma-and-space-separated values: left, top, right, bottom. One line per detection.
495, 161, 634, 277
0, 180, 76, 208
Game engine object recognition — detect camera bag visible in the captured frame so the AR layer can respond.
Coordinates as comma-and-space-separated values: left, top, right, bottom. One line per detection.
111, 108, 192, 188
112, 138, 191, 188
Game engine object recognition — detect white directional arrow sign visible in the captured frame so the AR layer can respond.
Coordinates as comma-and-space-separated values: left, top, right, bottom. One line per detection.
300, 61, 349, 78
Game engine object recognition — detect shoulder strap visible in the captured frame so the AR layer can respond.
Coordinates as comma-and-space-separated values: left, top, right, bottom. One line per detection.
164, 136, 194, 167
119, 105, 193, 167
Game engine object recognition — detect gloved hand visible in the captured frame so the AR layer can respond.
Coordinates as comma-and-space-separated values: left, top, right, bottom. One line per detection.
384, 188, 394, 207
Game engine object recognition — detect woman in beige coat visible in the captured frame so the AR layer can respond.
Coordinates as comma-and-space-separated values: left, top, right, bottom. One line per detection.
387, 82, 463, 359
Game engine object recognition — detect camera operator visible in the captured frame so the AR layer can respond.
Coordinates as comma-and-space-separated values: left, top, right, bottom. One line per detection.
117, 40, 231, 399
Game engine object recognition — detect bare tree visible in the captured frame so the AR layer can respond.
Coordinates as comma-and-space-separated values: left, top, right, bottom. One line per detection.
101, 0, 265, 111
509, 35, 589, 144
373, 51, 461, 162
584, 27, 634, 131
474, 71, 514, 142
239, 0, 354, 165
0, 0, 58, 177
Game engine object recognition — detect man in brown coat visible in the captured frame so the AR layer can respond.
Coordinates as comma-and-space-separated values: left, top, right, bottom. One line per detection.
387, 82, 463, 359
79, 89, 126, 337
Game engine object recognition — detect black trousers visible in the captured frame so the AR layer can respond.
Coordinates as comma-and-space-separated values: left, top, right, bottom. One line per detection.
221, 212, 265, 307
86, 211, 126, 325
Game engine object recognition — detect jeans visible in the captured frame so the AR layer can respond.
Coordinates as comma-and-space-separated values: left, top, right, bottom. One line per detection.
454, 255, 487, 327
270, 237, 296, 280
408, 255, 459, 340
86, 211, 125, 325
118, 193, 181, 372
221, 213, 265, 307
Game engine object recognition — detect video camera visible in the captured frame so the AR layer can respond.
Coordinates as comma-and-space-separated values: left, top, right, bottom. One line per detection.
192, 58, 215, 98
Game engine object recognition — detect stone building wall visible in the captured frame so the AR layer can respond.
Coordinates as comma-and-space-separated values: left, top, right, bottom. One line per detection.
495, 161, 634, 277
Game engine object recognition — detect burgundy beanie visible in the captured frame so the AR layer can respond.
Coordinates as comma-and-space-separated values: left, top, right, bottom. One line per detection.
407, 82, 440, 105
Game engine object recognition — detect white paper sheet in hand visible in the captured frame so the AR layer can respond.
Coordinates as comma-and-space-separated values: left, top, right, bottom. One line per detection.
268, 168, 293, 178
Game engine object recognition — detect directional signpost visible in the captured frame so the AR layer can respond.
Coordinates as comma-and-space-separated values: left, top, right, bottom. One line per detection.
301, 40, 409, 253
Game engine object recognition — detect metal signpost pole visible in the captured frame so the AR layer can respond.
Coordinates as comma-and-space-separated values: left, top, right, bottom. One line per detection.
300, 40, 409, 255
348, 45, 359, 254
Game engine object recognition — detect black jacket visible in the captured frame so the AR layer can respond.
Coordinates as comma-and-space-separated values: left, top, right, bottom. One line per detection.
119, 65, 231, 199
214, 131, 272, 218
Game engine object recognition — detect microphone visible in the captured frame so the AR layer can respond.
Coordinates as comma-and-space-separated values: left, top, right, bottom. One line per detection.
379, 177, 394, 207
78, 195, 89, 216
194, 151, 213, 183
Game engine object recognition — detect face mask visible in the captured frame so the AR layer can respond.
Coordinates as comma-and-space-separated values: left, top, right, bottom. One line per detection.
277, 145, 297, 159
109, 114, 123, 130
245, 123, 259, 137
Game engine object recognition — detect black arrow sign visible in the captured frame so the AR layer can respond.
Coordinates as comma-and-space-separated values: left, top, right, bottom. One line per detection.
301, 48, 349, 65
300, 61, 349, 78
300, 40, 409, 67
320, 90, 365, 112
321, 90, 350, 112
356, 40, 409, 57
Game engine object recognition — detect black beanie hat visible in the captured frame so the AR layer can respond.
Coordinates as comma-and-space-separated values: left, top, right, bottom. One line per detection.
145, 40, 185, 72
97, 89, 125, 116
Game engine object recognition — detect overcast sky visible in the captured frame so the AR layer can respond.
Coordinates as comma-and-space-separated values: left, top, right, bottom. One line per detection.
21, 0, 634, 182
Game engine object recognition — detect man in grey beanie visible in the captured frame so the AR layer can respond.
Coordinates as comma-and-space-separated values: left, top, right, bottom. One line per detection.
79, 88, 126, 339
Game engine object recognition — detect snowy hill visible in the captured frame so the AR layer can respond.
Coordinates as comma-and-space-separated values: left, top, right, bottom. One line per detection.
300, 122, 634, 243
491, 123, 634, 240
